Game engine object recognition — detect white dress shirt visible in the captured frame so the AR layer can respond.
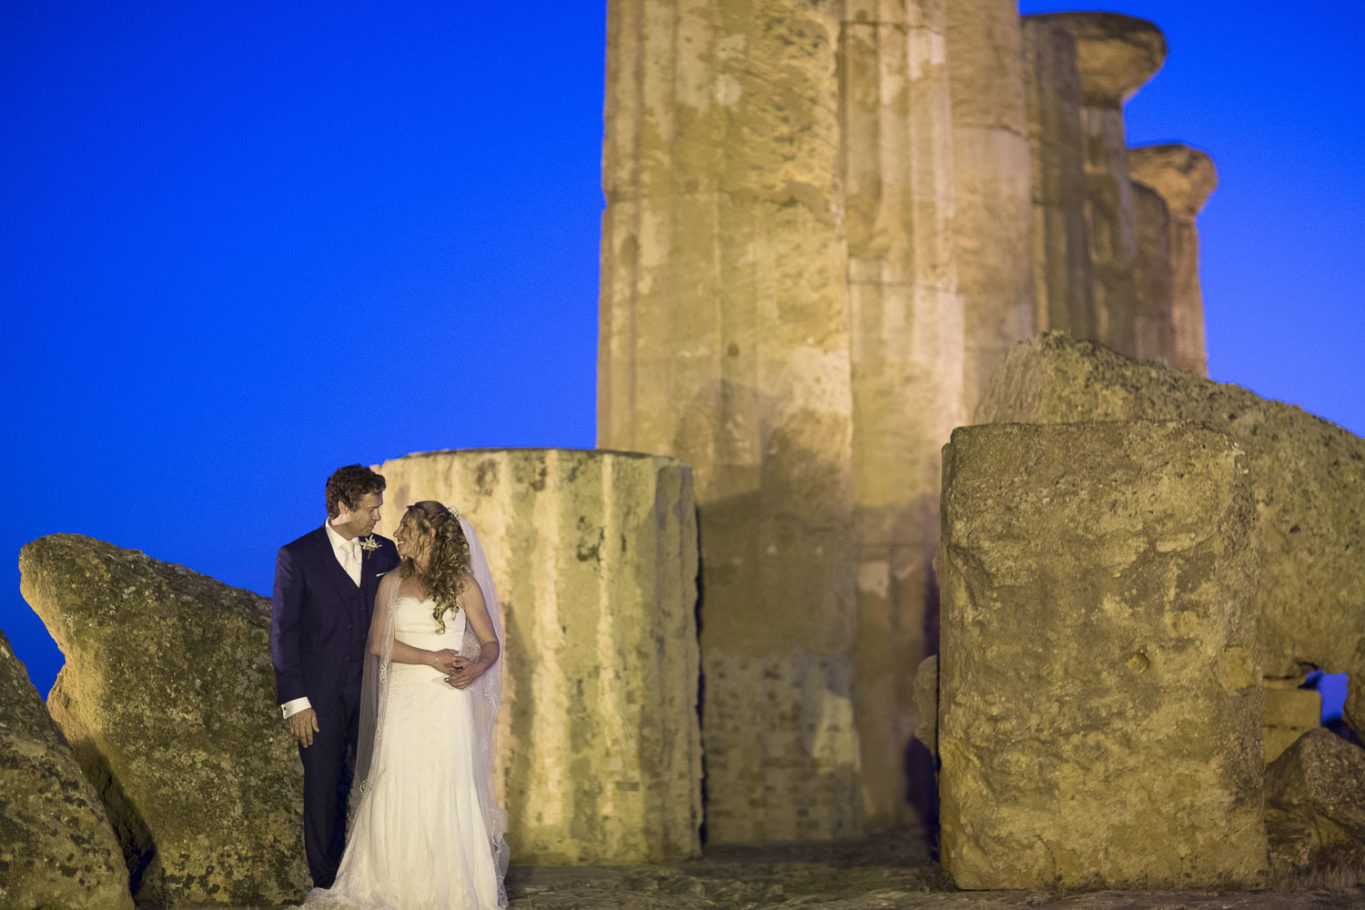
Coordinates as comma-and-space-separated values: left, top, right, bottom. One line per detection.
280, 521, 363, 720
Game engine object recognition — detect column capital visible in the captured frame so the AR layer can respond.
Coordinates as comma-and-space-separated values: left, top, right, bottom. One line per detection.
1026, 12, 1166, 105
1129, 143, 1219, 217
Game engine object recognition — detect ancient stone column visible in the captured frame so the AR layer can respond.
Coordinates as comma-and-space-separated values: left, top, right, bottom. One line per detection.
1031, 13, 1166, 359
1130, 180, 1175, 363
599, 0, 860, 843
946, 0, 1037, 409
374, 449, 702, 863
840, 0, 965, 831
1129, 143, 1218, 375
1021, 18, 1094, 339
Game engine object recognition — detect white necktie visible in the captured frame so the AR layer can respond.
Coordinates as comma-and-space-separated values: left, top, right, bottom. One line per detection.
341, 540, 361, 587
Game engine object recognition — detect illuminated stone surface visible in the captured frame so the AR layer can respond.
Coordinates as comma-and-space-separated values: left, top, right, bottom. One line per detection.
600, 0, 860, 842
374, 448, 701, 863
841, 0, 966, 830
19, 535, 308, 907
0, 629, 132, 910
977, 332, 1365, 737
947, 0, 1037, 407
939, 420, 1266, 889
1264, 684, 1322, 763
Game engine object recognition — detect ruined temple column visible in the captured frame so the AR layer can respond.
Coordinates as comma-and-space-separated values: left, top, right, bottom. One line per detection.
1031, 13, 1166, 359
600, 0, 860, 842
1129, 144, 1218, 375
1021, 18, 1094, 339
374, 449, 702, 863
946, 0, 1036, 408
840, 0, 965, 830
1130, 180, 1175, 363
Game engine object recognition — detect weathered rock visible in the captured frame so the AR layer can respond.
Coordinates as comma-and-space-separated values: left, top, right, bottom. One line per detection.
19, 535, 308, 907
1266, 729, 1365, 886
374, 448, 701, 863
601, 0, 861, 843
841, 0, 965, 830
1265, 684, 1322, 763
977, 331, 1365, 735
1130, 144, 1219, 375
939, 421, 1267, 889
1269, 728, 1365, 843
0, 629, 132, 910
1030, 14, 1167, 359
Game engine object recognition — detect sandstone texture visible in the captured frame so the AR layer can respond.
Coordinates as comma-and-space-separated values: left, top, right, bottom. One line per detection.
0, 629, 133, 910
948, 0, 1037, 407
600, 0, 1203, 842
1266, 729, 1365, 884
600, 0, 861, 842
374, 448, 701, 863
1130, 143, 1219, 375
977, 331, 1365, 733
1264, 684, 1322, 763
939, 421, 1266, 889
19, 535, 308, 907
841, 0, 966, 829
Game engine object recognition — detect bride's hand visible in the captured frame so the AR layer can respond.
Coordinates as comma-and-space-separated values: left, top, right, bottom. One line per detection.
430, 649, 461, 673
445, 656, 483, 689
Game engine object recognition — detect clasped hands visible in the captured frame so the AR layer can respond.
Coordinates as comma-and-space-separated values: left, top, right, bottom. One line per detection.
431, 649, 484, 689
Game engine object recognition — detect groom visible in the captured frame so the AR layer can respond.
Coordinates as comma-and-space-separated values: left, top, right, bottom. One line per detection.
271, 464, 401, 888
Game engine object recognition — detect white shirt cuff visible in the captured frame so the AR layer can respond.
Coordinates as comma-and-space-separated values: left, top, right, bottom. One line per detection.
280, 697, 312, 720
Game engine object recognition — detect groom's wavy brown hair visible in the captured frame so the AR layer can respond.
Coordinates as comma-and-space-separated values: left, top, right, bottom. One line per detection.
398, 501, 472, 633
325, 464, 387, 518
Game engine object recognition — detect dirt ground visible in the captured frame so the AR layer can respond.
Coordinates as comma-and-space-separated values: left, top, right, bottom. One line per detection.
506, 831, 1365, 910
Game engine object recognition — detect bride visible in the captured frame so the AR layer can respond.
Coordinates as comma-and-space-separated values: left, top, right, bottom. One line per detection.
307, 500, 509, 909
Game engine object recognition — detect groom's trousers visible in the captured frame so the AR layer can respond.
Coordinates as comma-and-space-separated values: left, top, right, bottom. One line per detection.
299, 681, 361, 888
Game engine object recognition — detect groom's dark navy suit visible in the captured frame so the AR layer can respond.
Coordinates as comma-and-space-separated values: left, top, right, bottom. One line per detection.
271, 525, 399, 888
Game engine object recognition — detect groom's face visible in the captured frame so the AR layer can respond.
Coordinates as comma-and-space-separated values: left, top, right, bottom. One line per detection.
334, 492, 384, 539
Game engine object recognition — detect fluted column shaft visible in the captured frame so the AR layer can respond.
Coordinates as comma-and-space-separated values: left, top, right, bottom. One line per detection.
1021, 18, 1094, 338
840, 0, 964, 830
600, 0, 860, 843
1130, 181, 1175, 362
946, 0, 1037, 409
1031, 13, 1166, 360
1129, 143, 1218, 375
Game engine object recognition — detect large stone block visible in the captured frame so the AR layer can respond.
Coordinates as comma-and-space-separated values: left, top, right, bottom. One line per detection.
939, 421, 1267, 889
0, 629, 132, 910
978, 331, 1365, 732
374, 448, 701, 863
19, 535, 308, 907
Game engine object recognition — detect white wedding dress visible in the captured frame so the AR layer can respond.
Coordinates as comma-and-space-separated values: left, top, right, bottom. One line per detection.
305, 596, 504, 910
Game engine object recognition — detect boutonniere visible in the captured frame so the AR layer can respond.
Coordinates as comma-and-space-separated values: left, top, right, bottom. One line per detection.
358, 535, 381, 556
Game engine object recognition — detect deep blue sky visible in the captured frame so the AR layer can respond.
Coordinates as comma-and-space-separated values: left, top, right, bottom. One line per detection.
4, 2, 1361, 715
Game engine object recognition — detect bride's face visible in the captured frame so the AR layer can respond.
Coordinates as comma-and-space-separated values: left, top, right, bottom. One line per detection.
394, 516, 433, 562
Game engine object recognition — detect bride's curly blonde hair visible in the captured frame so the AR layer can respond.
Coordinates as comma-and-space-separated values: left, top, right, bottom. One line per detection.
398, 500, 471, 632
